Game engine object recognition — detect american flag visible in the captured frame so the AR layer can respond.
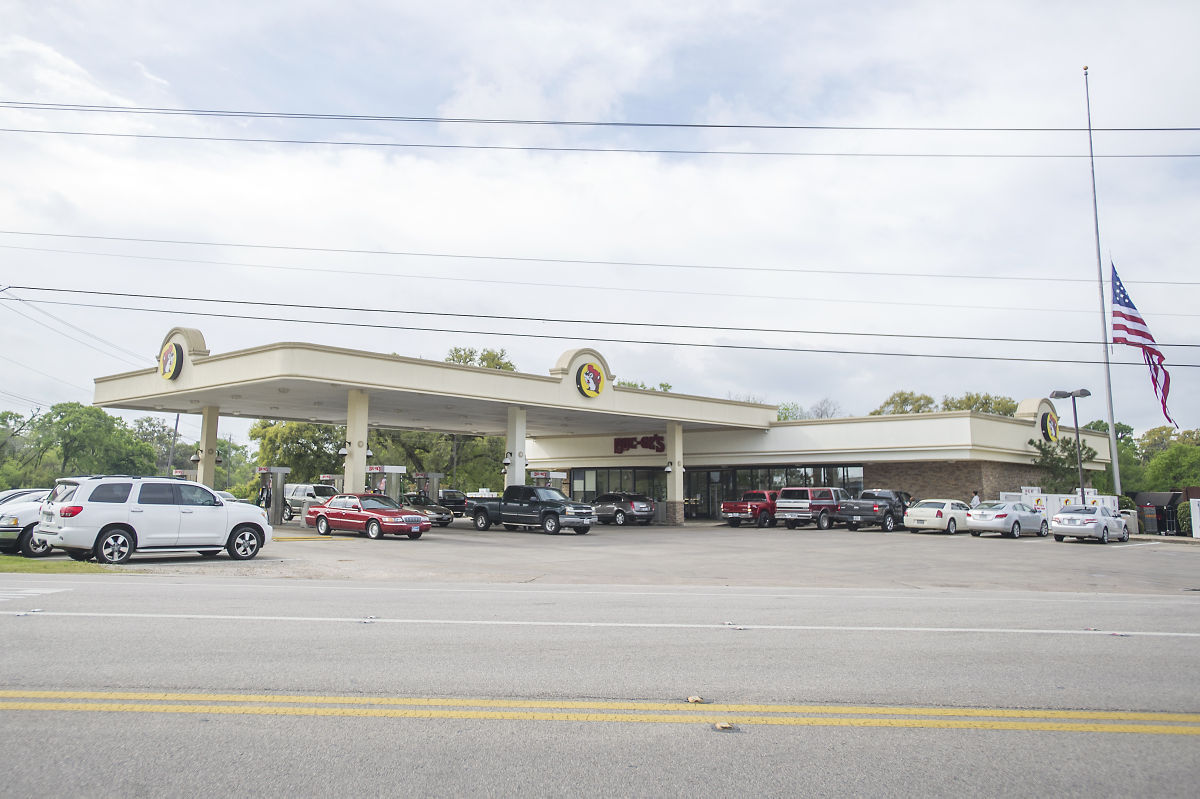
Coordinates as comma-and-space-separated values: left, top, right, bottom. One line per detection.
1111, 262, 1176, 427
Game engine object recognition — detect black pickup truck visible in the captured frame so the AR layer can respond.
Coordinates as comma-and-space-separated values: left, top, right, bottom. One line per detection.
471, 485, 596, 534
834, 489, 913, 532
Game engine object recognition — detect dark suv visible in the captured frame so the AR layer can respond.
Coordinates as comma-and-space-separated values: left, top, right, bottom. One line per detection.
592, 492, 657, 526
438, 489, 468, 517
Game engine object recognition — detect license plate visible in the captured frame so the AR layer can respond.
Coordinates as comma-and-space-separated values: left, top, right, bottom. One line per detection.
853, 516, 862, 522
411, 525, 421, 532
912, 520, 924, 525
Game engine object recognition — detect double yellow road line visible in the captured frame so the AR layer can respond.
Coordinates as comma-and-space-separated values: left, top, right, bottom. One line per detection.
1, 691, 1197, 735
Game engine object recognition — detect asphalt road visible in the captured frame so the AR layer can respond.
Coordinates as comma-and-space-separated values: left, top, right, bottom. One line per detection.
2, 524, 1198, 796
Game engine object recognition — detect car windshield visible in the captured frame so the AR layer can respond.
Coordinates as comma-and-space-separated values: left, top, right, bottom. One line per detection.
1059, 507, 1093, 515
534, 487, 570, 502
976, 501, 1006, 510
912, 500, 945, 510
361, 496, 401, 510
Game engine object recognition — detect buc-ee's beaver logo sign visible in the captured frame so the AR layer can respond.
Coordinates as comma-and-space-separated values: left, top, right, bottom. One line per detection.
576, 362, 604, 398
159, 342, 183, 380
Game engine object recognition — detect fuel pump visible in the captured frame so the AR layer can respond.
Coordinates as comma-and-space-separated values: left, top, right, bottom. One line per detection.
318, 473, 343, 493
411, 472, 444, 501
254, 466, 291, 527
366, 464, 407, 504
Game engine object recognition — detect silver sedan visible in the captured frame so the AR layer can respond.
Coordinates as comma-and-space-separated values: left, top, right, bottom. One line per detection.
966, 501, 1047, 538
1051, 505, 1129, 544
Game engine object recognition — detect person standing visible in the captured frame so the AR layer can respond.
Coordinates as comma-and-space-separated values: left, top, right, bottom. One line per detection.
970, 490, 981, 508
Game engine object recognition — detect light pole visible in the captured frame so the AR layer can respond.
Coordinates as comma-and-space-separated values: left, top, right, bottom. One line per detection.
1050, 389, 1091, 507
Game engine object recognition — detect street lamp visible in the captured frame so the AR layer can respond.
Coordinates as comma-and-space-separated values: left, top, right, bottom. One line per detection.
1050, 389, 1091, 507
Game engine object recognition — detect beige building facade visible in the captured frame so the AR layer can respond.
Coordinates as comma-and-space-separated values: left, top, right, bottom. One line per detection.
93, 328, 1110, 523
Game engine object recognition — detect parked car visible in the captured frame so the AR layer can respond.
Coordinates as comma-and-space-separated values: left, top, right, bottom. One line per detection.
1051, 505, 1129, 543
834, 490, 913, 532
592, 492, 656, 525
904, 499, 971, 535
35, 475, 272, 563
438, 489, 469, 517
966, 501, 1047, 538
305, 493, 430, 539
0, 488, 52, 507
774, 487, 850, 530
0, 489, 53, 557
720, 490, 778, 528
282, 483, 339, 521
403, 492, 454, 526
471, 485, 595, 534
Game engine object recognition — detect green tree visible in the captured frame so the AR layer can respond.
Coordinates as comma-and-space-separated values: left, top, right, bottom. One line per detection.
250, 420, 344, 482
131, 416, 198, 474
1142, 443, 1200, 491
1083, 420, 1143, 496
1137, 426, 1178, 464
777, 402, 805, 421
870, 391, 936, 416
616, 379, 672, 392
941, 393, 1017, 416
1028, 436, 1099, 494
445, 347, 516, 371
1083, 419, 1135, 445
31, 402, 155, 476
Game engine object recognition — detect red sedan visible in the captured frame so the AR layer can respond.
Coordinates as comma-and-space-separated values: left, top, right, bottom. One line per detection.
305, 493, 430, 539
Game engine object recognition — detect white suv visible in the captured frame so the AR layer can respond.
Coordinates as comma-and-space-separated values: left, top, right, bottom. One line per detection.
36, 476, 273, 564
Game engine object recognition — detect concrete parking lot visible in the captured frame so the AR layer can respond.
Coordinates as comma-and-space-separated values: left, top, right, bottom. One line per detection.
122, 520, 1200, 595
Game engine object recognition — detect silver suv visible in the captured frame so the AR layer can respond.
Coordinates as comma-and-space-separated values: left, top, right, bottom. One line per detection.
36, 475, 273, 564
282, 483, 339, 521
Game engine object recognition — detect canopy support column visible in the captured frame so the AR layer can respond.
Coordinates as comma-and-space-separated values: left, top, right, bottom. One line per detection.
505, 407, 527, 488
343, 389, 370, 493
196, 406, 220, 487
665, 421, 684, 525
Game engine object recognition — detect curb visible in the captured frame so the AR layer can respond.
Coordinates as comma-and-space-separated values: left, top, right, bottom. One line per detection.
1129, 534, 1200, 545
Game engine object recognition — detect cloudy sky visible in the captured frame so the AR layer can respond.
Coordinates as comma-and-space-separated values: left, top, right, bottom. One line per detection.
1, 1, 1196, 448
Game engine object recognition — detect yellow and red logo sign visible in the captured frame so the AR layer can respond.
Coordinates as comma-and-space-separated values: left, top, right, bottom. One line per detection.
576, 362, 604, 398
1039, 409, 1059, 442
159, 342, 183, 380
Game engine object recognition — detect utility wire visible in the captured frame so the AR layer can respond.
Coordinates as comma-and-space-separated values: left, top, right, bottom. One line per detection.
2, 101, 1197, 132
9, 295, 1199, 369
0, 288, 147, 367
0, 232, 1193, 287
2, 127, 1195, 158
5, 286, 1197, 349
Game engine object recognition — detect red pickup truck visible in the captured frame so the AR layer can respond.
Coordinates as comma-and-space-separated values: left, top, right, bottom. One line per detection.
720, 490, 778, 528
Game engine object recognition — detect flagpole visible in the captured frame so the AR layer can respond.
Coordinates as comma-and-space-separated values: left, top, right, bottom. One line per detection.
1084, 66, 1122, 496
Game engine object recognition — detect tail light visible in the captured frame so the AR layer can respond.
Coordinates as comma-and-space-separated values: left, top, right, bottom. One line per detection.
966, 512, 972, 518
994, 513, 1008, 519
872, 504, 880, 512
1084, 517, 1098, 524
59, 505, 84, 518
935, 509, 944, 518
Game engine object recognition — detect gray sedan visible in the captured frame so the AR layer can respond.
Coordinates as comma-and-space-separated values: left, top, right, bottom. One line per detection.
403, 493, 454, 527
967, 501, 1047, 538
1051, 505, 1128, 544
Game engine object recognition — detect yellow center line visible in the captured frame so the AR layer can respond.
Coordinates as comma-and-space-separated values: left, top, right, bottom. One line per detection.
0, 691, 1196, 727
0, 701, 1196, 734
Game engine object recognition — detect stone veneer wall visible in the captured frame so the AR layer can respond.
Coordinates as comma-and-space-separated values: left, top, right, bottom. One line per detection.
862, 461, 1063, 503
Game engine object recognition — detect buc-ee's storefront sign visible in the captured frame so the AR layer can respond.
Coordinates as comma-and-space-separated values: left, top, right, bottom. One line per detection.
576, 362, 604, 398
159, 342, 183, 380
614, 434, 665, 455
1039, 408, 1059, 442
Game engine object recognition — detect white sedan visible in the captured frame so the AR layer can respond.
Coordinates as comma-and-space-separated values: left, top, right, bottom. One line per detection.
966, 501, 1047, 538
904, 499, 970, 534
1051, 505, 1129, 544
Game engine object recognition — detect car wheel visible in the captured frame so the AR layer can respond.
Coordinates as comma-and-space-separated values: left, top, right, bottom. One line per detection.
970, 530, 981, 537
94, 529, 133, 564
881, 514, 895, 533
199, 550, 220, 558
474, 512, 492, 531
1054, 535, 1065, 542
19, 525, 52, 558
1100, 527, 1109, 544
1009, 521, 1021, 539
727, 519, 741, 528
946, 519, 957, 535
1120, 525, 1130, 543
785, 521, 796, 530
282, 505, 294, 522
316, 516, 331, 536
437, 521, 451, 527
847, 523, 859, 531
614, 510, 627, 526
1038, 521, 1049, 537
542, 514, 561, 535
575, 526, 590, 535
366, 520, 383, 540
227, 526, 262, 560
407, 531, 423, 539
757, 512, 770, 528
817, 512, 831, 530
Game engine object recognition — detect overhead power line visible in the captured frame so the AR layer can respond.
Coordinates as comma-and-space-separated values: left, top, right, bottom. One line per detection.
2, 127, 1195, 158
2, 101, 1197, 132
5, 286, 1197, 349
7, 294, 1199, 369
1, 232, 1193, 287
